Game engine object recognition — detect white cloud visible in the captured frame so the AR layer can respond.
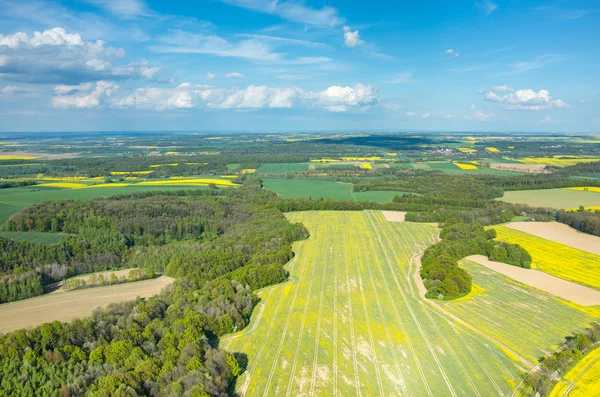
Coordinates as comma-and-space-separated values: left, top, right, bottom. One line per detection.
483, 87, 570, 111
328, 105, 347, 112
0, 27, 161, 84
1, 85, 37, 96
52, 80, 118, 108
219, 0, 343, 26
493, 85, 513, 92
477, 0, 498, 16
405, 112, 415, 116
445, 48, 460, 57
465, 110, 494, 121
422, 113, 430, 118
343, 26, 364, 48
54, 82, 93, 95
85, 0, 150, 19
226, 72, 244, 79
206, 72, 216, 80
236, 34, 330, 49
307, 84, 378, 112
390, 72, 412, 84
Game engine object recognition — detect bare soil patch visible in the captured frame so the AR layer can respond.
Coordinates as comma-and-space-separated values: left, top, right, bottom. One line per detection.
0, 275, 174, 333
466, 255, 600, 306
381, 211, 406, 222
505, 222, 600, 256
490, 163, 550, 173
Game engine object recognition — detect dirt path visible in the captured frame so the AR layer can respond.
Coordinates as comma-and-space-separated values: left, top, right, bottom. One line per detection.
0, 275, 174, 333
467, 255, 600, 306
504, 222, 600, 256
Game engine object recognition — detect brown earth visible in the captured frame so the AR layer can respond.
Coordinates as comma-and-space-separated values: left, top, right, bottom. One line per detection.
0, 275, 174, 333
504, 222, 600, 256
490, 163, 550, 173
381, 211, 406, 222
466, 255, 600, 306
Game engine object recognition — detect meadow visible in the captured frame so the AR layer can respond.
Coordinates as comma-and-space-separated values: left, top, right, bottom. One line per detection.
224, 211, 537, 396
0, 231, 65, 244
498, 189, 600, 209
257, 163, 309, 174
493, 226, 600, 290
261, 179, 403, 202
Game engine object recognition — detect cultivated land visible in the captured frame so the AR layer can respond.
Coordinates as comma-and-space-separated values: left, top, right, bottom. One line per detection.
498, 189, 600, 209
466, 255, 600, 306
493, 226, 600, 291
261, 179, 402, 202
223, 211, 566, 396
0, 275, 174, 334
504, 222, 600, 255
550, 346, 600, 397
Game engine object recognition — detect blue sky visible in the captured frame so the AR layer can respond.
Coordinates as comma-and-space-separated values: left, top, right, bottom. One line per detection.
0, 0, 598, 133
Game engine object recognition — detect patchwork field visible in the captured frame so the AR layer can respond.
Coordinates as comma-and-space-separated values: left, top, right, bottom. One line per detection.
504, 222, 600, 256
493, 226, 600, 290
498, 189, 600, 209
0, 275, 174, 333
262, 179, 403, 202
550, 346, 600, 397
222, 211, 587, 396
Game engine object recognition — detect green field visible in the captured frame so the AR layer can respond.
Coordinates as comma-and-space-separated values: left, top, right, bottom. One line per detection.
262, 179, 403, 202
0, 231, 66, 244
256, 163, 309, 174
223, 211, 537, 396
0, 185, 210, 227
499, 189, 600, 209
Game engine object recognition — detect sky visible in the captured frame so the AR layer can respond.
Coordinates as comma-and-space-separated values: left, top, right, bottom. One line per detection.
0, 0, 598, 133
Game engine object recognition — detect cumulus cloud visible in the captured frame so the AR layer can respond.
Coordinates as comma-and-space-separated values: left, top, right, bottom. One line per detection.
464, 108, 494, 121
445, 48, 460, 57
483, 87, 570, 110
343, 26, 364, 48
1, 85, 37, 96
0, 27, 161, 84
493, 85, 513, 92
306, 84, 378, 112
206, 72, 216, 80
226, 72, 244, 79
52, 80, 118, 108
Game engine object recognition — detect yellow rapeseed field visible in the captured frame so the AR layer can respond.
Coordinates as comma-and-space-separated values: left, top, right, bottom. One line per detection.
220, 175, 237, 178
361, 163, 373, 169
166, 151, 180, 155
342, 156, 382, 161
519, 157, 600, 167
241, 169, 256, 174
565, 187, 600, 193
0, 155, 40, 160
136, 178, 237, 187
567, 206, 600, 212
150, 163, 179, 168
110, 171, 154, 175
88, 183, 131, 188
37, 176, 87, 181
486, 147, 500, 153
40, 182, 86, 188
493, 226, 600, 289
457, 148, 478, 153
550, 347, 600, 397
454, 162, 478, 170
310, 158, 340, 163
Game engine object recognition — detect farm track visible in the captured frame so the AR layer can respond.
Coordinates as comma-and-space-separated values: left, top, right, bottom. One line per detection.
226, 211, 552, 396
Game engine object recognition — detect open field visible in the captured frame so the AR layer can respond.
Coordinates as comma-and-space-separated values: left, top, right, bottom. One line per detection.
441, 260, 598, 364
504, 222, 600, 255
518, 157, 600, 167
493, 226, 600, 290
490, 163, 549, 173
0, 151, 79, 160
262, 179, 403, 202
550, 346, 600, 397
223, 211, 541, 396
381, 210, 406, 222
466, 255, 600, 306
0, 275, 174, 333
498, 189, 600, 209
0, 231, 66, 244
257, 163, 310, 174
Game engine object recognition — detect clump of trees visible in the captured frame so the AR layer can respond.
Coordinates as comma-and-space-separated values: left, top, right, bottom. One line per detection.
521, 322, 600, 396
63, 268, 155, 291
557, 208, 600, 237
421, 223, 531, 299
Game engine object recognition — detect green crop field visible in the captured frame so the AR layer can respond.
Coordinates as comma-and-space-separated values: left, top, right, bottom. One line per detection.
499, 189, 600, 209
0, 231, 66, 244
256, 163, 309, 174
223, 211, 538, 396
262, 179, 403, 202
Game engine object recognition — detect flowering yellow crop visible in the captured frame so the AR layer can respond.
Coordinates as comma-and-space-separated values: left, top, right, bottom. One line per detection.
567, 206, 600, 212
150, 163, 179, 168
454, 162, 478, 170
166, 151, 180, 155
457, 148, 477, 153
565, 187, 600, 193
493, 226, 600, 289
241, 169, 256, 174
342, 156, 381, 161
361, 163, 373, 169
40, 182, 86, 188
519, 157, 600, 167
110, 171, 154, 175
486, 147, 500, 153
0, 155, 40, 160
221, 175, 237, 178
37, 176, 87, 180
137, 178, 237, 186
88, 183, 131, 188
550, 347, 600, 397
310, 158, 340, 163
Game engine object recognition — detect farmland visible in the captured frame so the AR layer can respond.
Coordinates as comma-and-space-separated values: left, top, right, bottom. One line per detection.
550, 346, 600, 397
262, 179, 403, 202
498, 189, 600, 209
493, 226, 600, 290
257, 163, 310, 174
224, 211, 555, 396
0, 231, 65, 244
503, 222, 600, 255
0, 275, 174, 333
